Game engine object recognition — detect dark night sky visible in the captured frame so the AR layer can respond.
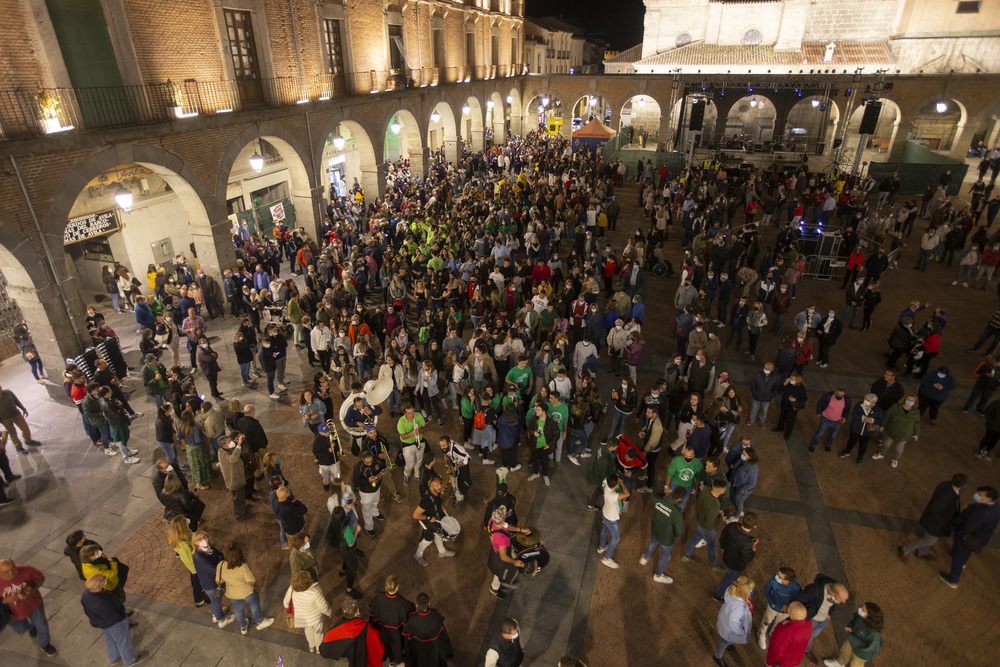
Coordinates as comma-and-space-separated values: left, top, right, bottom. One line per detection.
526, 0, 646, 51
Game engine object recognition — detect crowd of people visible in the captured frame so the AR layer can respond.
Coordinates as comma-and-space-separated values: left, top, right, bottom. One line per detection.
3, 125, 1000, 667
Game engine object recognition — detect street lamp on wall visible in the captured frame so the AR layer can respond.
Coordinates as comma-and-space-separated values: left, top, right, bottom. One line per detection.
431, 111, 441, 124
936, 101, 948, 113
333, 135, 346, 150
506, 94, 513, 104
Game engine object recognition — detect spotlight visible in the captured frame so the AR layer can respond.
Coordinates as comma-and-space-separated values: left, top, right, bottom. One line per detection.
811, 99, 820, 108
487, 100, 494, 109
936, 101, 947, 113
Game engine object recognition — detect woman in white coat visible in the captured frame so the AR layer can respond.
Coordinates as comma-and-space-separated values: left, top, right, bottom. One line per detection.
283, 570, 332, 654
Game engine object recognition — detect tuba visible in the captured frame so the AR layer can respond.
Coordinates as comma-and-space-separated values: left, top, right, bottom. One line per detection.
325, 419, 343, 464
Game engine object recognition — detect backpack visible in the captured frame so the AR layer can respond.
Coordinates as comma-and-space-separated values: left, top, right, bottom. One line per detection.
474, 409, 487, 430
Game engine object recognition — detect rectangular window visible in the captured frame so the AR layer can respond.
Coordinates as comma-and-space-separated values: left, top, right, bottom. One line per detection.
956, 1, 980, 13
224, 9, 260, 81
388, 24, 405, 71
511, 37, 517, 65
466, 32, 475, 69
433, 29, 444, 69
491, 35, 499, 67
323, 19, 346, 81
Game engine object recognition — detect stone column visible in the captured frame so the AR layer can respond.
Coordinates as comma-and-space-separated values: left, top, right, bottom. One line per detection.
444, 138, 459, 164
361, 162, 387, 200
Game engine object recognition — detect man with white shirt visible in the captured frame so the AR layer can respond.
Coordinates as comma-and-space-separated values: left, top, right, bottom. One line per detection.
310, 321, 332, 371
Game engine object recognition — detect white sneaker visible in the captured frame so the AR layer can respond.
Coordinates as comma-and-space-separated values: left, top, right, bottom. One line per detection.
104, 448, 117, 456
891, 460, 898, 468
269, 393, 281, 399
963, 282, 969, 288
277, 384, 287, 392
601, 557, 620, 569
579, 451, 593, 458
256, 617, 274, 630
218, 614, 235, 628
597, 546, 606, 554
123, 456, 140, 464
653, 574, 673, 584
694, 539, 707, 549
127, 449, 139, 456
509, 464, 522, 471
952, 280, 958, 285
871, 453, 884, 460
543, 476, 550, 487
527, 473, 540, 481
823, 660, 844, 667
440, 549, 456, 558
567, 455, 580, 466
639, 556, 649, 565
757, 633, 768, 650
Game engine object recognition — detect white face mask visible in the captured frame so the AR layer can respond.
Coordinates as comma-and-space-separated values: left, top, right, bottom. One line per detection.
165, 465, 175, 473
780, 287, 787, 293
94, 550, 103, 558
857, 607, 867, 618
621, 383, 628, 390
763, 369, 771, 375
303, 542, 310, 551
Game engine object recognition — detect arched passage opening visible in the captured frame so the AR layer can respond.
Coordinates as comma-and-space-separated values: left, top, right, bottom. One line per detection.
221, 132, 315, 244
842, 98, 902, 165
320, 120, 379, 204
384, 108, 424, 178
620, 95, 663, 149
672, 96, 719, 149
908, 98, 967, 154
63, 161, 220, 313
723, 94, 777, 144
570, 94, 612, 132
506, 87, 522, 136
462, 95, 485, 152
487, 91, 505, 144
524, 93, 563, 137
427, 100, 458, 163
783, 96, 842, 153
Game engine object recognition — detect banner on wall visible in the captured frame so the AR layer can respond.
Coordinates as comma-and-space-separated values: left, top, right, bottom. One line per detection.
64, 209, 120, 245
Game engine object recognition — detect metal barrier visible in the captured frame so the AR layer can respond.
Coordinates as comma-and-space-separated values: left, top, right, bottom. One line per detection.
801, 254, 847, 281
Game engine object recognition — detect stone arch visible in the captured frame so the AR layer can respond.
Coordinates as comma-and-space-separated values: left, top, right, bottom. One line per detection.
783, 95, 842, 152
217, 122, 317, 239
316, 111, 382, 202
427, 96, 459, 163
620, 93, 665, 147
381, 106, 425, 179
671, 95, 721, 148
567, 87, 618, 123
523, 89, 565, 137
462, 94, 485, 152
843, 97, 903, 158
506, 86, 522, 136
0, 217, 80, 362
488, 91, 506, 142
904, 95, 970, 153
723, 94, 778, 143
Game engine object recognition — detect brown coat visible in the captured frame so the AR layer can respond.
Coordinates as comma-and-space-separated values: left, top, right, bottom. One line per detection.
218, 445, 246, 491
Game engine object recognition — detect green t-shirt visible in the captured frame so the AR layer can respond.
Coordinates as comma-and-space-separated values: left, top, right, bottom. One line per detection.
548, 402, 568, 433
506, 365, 533, 391
427, 256, 444, 273
535, 416, 548, 449
488, 394, 502, 412
396, 413, 427, 444
701, 468, 731, 513
460, 397, 476, 419
539, 308, 558, 328
666, 455, 704, 488
344, 525, 356, 547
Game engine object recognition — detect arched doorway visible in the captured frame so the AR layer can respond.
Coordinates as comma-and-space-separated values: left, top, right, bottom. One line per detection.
783, 96, 842, 153
320, 120, 379, 203
841, 98, 902, 166
723, 94, 777, 144
506, 87, 522, 136
524, 93, 563, 137
63, 161, 219, 310
427, 100, 458, 163
384, 108, 424, 177
220, 133, 314, 244
672, 96, 719, 149
570, 94, 612, 133
488, 91, 505, 144
908, 98, 967, 154
620, 95, 663, 149
462, 95, 485, 152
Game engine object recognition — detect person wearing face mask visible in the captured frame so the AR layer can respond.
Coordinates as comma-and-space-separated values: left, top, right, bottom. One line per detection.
939, 485, 1000, 588
748, 363, 780, 428
167, 516, 210, 608
917, 366, 955, 426
772, 373, 807, 441
840, 245, 866, 290
843, 276, 867, 329
951, 243, 980, 286
793, 305, 821, 352
837, 393, 883, 464
791, 332, 813, 374
195, 336, 223, 400
791, 576, 850, 664
80, 544, 130, 607
973, 242, 1000, 289
822, 602, 884, 667
288, 532, 319, 582
217, 434, 251, 520
484, 617, 524, 667
815, 310, 842, 369
871, 393, 920, 467
898, 473, 966, 561
770, 282, 792, 334
605, 319, 629, 376
686, 320, 709, 361
191, 534, 231, 626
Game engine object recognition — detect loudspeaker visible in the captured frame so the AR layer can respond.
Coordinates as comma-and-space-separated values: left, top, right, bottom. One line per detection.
689, 99, 705, 132
859, 101, 882, 135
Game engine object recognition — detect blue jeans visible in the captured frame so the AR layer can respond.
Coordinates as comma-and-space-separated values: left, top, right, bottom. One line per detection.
955, 265, 976, 283
205, 587, 226, 622
111, 292, 119, 311
809, 416, 842, 450
277, 519, 288, 548
668, 481, 694, 511
600, 517, 621, 560
239, 362, 251, 383
714, 567, 742, 599
102, 617, 137, 665
749, 399, 770, 423
265, 370, 276, 394
917, 248, 932, 270
232, 590, 265, 629
568, 428, 588, 456
844, 304, 860, 327
771, 311, 785, 333
150, 388, 169, 408
806, 617, 830, 652
946, 540, 973, 583
606, 410, 629, 440
387, 388, 402, 414
10, 601, 51, 648
733, 488, 751, 517
682, 524, 719, 567
642, 539, 674, 575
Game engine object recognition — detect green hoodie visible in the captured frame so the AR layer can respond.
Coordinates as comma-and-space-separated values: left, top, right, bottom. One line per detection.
650, 493, 685, 546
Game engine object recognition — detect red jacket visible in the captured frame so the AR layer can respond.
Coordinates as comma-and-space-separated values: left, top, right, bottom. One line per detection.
765, 618, 812, 667
794, 340, 813, 365
846, 251, 865, 270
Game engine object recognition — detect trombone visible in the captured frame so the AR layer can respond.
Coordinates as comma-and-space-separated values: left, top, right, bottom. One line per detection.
325, 418, 343, 464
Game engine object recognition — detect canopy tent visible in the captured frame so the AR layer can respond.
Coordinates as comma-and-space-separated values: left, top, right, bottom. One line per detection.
572, 119, 616, 152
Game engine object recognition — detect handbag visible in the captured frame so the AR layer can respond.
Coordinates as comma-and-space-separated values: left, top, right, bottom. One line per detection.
215, 563, 227, 597
285, 597, 295, 629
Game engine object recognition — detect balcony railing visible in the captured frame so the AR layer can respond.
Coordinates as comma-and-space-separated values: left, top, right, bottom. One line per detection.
0, 68, 523, 141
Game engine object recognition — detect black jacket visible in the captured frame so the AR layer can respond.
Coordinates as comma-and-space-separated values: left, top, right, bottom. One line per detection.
952, 501, 1000, 549
792, 574, 838, 619
236, 415, 268, 452
888, 323, 915, 352
816, 317, 843, 344
80, 589, 127, 629
870, 379, 905, 411
276, 498, 308, 535
919, 481, 961, 538
718, 522, 757, 571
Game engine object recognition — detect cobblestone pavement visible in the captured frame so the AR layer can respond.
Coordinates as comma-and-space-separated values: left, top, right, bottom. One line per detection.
2, 174, 999, 667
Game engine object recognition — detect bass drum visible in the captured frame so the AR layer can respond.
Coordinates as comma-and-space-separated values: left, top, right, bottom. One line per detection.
439, 516, 461, 538
515, 545, 550, 576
